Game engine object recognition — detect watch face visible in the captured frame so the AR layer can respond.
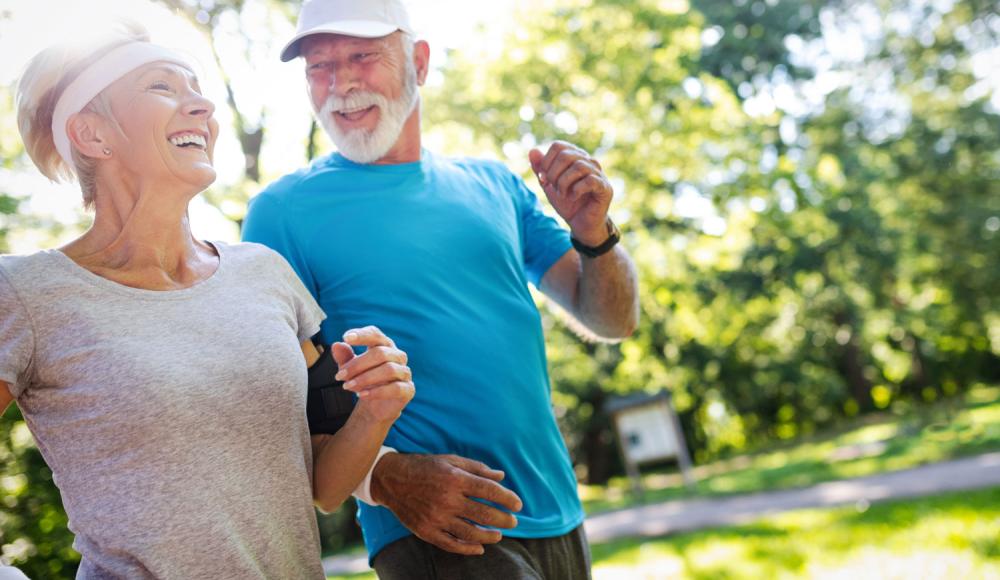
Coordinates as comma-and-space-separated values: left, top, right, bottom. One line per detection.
607, 217, 620, 237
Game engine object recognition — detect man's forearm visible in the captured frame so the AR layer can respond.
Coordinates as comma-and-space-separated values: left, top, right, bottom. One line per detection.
576, 245, 640, 338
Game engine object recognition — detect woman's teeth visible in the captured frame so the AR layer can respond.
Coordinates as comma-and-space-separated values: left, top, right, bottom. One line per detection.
169, 133, 207, 149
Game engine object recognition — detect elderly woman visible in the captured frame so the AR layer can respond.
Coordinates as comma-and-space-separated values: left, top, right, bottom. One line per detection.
0, 23, 414, 579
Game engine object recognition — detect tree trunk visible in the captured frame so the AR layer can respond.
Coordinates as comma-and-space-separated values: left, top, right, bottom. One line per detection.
307, 119, 320, 162
581, 388, 615, 485
834, 310, 873, 411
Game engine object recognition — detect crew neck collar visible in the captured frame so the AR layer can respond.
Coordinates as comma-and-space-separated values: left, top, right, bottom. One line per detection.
326, 149, 431, 173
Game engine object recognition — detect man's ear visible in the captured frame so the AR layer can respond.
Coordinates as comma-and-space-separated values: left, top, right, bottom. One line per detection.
413, 40, 431, 86
66, 112, 112, 159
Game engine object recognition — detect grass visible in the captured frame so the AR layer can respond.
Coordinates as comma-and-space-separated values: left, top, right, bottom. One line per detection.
327, 488, 1000, 580
590, 487, 1000, 579
328, 570, 375, 580
324, 385, 1000, 579
579, 384, 1000, 514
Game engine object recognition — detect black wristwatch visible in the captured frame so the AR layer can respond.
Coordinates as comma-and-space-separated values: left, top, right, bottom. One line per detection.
571, 217, 621, 258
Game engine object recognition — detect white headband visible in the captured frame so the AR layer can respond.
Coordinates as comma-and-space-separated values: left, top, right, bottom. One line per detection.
51, 42, 193, 168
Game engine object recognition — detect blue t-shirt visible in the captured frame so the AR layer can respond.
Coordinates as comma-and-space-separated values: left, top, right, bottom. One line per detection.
242, 150, 583, 559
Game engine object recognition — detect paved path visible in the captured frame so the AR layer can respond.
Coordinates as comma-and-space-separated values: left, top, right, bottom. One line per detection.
585, 451, 1000, 542
323, 452, 1000, 575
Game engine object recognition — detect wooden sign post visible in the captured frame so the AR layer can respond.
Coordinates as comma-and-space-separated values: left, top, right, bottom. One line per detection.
605, 390, 695, 500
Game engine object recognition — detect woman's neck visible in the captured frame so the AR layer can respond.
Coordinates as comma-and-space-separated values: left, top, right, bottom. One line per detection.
62, 180, 218, 291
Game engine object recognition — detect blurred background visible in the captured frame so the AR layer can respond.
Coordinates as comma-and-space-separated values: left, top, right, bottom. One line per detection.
1, 0, 998, 578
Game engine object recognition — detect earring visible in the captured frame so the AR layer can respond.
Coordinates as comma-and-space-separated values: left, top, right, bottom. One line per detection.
102, 147, 112, 156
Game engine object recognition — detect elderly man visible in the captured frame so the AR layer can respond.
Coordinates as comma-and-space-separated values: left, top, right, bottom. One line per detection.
242, 0, 639, 577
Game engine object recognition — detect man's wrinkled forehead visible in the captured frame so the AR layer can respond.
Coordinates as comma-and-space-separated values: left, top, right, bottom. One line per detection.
301, 33, 394, 59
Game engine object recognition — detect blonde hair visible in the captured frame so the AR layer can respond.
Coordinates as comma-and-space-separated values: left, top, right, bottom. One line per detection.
15, 21, 148, 209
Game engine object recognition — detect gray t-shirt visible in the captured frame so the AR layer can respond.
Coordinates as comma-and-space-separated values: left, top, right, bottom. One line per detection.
0, 242, 327, 579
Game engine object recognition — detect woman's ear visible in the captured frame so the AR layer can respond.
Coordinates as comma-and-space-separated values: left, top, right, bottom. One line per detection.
66, 112, 113, 159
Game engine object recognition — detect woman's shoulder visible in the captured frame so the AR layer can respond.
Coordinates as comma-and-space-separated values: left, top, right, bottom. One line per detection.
0, 250, 59, 286
215, 240, 282, 262
213, 241, 295, 277
0, 251, 65, 318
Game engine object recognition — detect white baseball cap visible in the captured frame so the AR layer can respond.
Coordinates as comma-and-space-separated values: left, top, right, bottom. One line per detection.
280, 0, 414, 62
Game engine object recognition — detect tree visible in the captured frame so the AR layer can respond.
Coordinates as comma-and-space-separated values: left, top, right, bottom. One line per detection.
151, 0, 308, 225
423, 0, 999, 479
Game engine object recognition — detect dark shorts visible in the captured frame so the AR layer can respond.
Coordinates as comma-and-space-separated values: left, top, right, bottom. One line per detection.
372, 525, 592, 580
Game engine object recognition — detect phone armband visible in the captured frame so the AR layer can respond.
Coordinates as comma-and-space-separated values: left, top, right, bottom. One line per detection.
306, 346, 356, 435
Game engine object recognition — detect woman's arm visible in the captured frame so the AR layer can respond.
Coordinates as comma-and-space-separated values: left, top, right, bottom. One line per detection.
1, 381, 13, 416
299, 327, 414, 512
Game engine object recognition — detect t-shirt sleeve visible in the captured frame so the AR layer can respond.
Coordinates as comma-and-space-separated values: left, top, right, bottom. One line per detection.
242, 188, 319, 298
0, 266, 36, 398
511, 173, 573, 287
271, 253, 326, 343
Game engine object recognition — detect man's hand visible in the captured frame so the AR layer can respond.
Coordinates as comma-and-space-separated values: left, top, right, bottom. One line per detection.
529, 141, 614, 246
370, 453, 523, 555
332, 326, 414, 425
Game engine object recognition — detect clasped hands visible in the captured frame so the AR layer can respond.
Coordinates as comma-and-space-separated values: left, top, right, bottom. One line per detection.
329, 329, 521, 556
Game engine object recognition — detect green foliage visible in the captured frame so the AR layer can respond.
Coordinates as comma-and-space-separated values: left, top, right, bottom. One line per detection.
424, 0, 1000, 481
4, 0, 999, 573
589, 487, 1000, 578
0, 89, 23, 253
579, 384, 1000, 514
693, 0, 830, 88
328, 569, 375, 580
0, 407, 79, 578
316, 501, 363, 556
328, 485, 1000, 579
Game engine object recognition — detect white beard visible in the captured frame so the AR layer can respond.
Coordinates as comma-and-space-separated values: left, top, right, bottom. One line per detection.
314, 64, 418, 164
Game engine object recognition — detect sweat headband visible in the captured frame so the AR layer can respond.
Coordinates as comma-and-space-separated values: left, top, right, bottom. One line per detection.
51, 42, 193, 168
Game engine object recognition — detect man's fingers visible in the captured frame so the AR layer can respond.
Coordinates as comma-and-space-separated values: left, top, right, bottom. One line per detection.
546, 151, 588, 188
424, 530, 485, 556
441, 455, 523, 512
342, 325, 396, 348
535, 145, 605, 204
528, 148, 545, 175
468, 477, 524, 513
447, 455, 506, 482
336, 345, 408, 381
538, 140, 576, 174
461, 497, 518, 530
446, 519, 503, 546
555, 159, 599, 198
569, 174, 608, 203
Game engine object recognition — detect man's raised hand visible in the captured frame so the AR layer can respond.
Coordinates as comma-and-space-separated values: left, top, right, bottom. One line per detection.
529, 141, 614, 246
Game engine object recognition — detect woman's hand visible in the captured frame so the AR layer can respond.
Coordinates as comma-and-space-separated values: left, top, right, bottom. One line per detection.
330, 326, 414, 426
307, 326, 414, 512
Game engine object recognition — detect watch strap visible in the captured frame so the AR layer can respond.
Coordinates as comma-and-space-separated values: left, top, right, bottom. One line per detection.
571, 217, 621, 258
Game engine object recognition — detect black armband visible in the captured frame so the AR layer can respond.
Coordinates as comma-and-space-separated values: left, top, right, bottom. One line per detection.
307, 345, 356, 435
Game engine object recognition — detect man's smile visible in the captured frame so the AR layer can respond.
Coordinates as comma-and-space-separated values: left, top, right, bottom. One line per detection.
337, 105, 377, 123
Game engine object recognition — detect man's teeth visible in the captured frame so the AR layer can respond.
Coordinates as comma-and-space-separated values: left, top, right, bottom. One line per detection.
169, 134, 207, 149
338, 106, 373, 115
